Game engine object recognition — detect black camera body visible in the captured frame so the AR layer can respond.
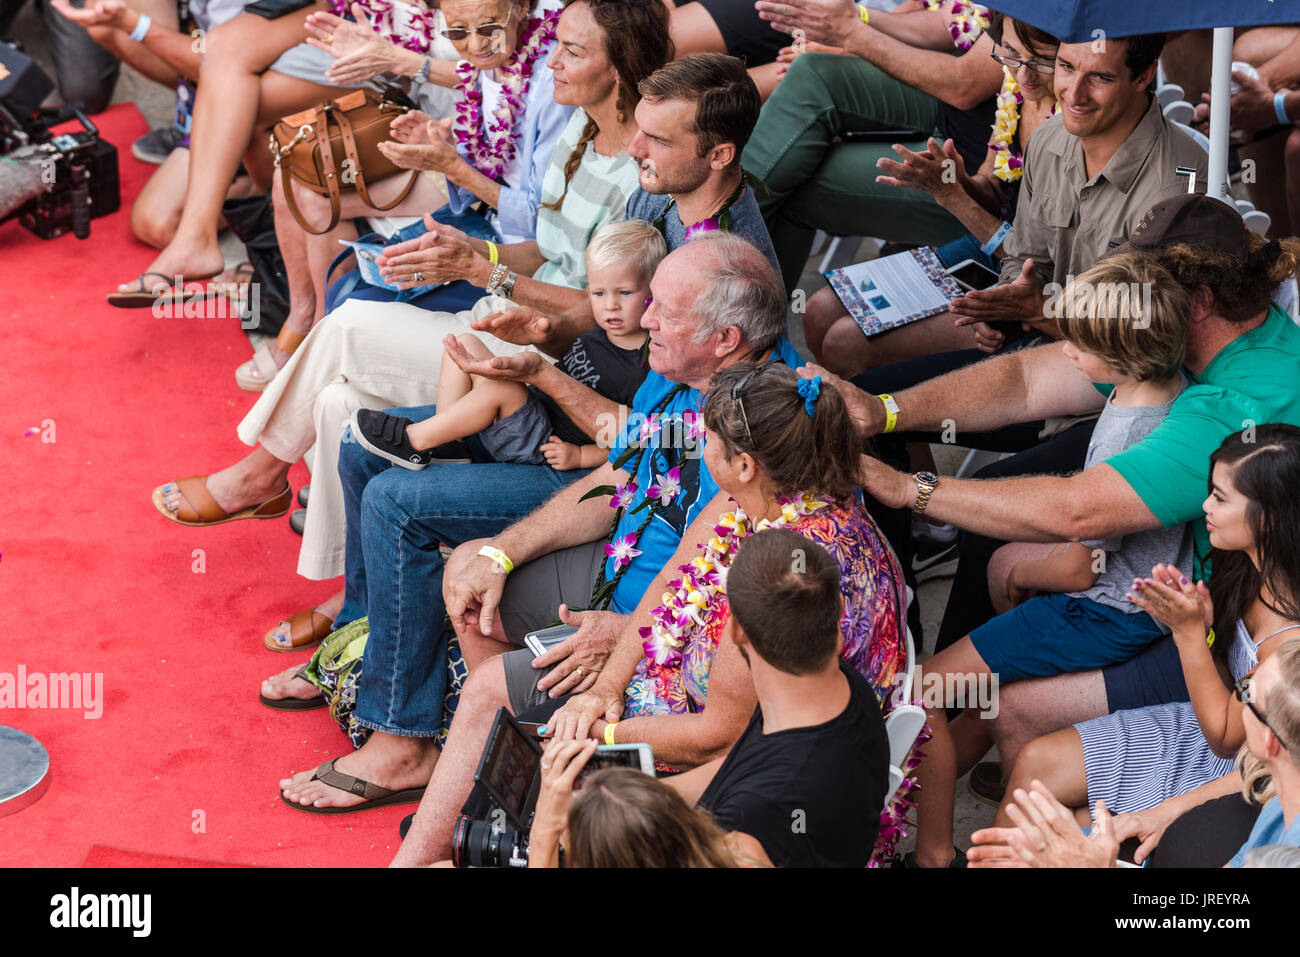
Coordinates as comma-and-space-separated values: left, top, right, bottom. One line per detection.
452, 708, 543, 869
0, 38, 120, 239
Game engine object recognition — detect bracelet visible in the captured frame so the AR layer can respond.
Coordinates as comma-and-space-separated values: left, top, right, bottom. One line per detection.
980, 221, 1013, 257
129, 12, 152, 42
604, 722, 618, 746
485, 262, 509, 294
1206, 627, 1216, 649
413, 56, 432, 86
857, 4, 870, 24
486, 240, 499, 265
1276, 91, 1293, 126
878, 393, 899, 433
477, 545, 514, 574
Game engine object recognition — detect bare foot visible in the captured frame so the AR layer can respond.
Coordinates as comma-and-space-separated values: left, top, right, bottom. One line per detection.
280, 735, 439, 810
159, 458, 289, 517
264, 589, 345, 650
260, 664, 320, 703
120, 235, 226, 293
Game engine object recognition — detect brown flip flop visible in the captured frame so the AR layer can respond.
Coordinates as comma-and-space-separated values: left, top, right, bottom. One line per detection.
279, 758, 427, 815
107, 270, 222, 309
259, 665, 326, 711
264, 608, 334, 653
151, 476, 293, 527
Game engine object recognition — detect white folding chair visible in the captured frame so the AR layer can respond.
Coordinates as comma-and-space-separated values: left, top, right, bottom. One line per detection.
881, 625, 926, 805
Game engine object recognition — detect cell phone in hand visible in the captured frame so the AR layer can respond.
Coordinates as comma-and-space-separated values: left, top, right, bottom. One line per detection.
523, 623, 578, 659
575, 743, 656, 786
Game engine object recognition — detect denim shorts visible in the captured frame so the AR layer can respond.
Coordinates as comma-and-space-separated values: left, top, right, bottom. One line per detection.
1102, 635, 1190, 711
969, 592, 1166, 683
478, 392, 552, 466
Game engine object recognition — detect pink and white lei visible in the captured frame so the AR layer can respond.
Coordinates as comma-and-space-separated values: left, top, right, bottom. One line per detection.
918, 0, 991, 51
329, 0, 441, 54
451, 7, 558, 182
637, 494, 832, 667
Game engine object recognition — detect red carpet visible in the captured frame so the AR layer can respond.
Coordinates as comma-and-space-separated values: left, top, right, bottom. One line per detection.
0, 104, 401, 866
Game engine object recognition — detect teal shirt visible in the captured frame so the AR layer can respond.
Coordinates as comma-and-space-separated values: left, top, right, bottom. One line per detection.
1103, 305, 1300, 577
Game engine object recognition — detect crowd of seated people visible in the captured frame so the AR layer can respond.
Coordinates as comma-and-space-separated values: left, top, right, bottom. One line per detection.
41, 0, 1300, 866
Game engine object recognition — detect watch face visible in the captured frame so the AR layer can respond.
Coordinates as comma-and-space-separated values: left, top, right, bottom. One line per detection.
916, 471, 939, 485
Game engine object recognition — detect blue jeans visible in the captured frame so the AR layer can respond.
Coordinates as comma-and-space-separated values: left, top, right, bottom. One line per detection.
335, 405, 592, 736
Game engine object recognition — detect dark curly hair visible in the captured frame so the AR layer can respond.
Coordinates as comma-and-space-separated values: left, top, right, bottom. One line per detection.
1157, 235, 1300, 324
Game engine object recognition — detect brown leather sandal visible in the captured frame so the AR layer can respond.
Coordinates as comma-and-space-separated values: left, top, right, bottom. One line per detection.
264, 608, 334, 653
279, 758, 427, 815
151, 476, 292, 526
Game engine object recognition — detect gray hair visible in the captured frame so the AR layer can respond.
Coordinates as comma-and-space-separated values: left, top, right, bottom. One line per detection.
687, 233, 786, 352
1243, 845, 1300, 868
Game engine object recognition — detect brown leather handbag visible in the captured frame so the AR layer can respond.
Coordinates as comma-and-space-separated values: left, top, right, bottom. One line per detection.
269, 89, 420, 235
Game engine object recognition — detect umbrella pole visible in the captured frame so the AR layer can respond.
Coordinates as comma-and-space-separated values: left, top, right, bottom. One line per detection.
1207, 26, 1233, 202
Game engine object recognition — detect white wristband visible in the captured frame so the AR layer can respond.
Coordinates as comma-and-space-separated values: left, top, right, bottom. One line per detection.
980, 221, 1013, 258
1276, 91, 1293, 127
129, 12, 152, 42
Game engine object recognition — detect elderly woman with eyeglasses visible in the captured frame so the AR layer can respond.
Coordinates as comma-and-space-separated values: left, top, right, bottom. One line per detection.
801, 12, 1060, 368
237, 0, 574, 392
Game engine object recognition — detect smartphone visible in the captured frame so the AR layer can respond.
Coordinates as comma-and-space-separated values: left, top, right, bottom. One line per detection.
515, 721, 548, 740
575, 743, 656, 786
946, 258, 1000, 293
244, 0, 317, 20
523, 623, 578, 659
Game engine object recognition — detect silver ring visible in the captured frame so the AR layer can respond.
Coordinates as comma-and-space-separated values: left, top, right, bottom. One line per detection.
1035, 842, 1047, 853
413, 271, 423, 283
574, 666, 585, 679
540, 761, 552, 769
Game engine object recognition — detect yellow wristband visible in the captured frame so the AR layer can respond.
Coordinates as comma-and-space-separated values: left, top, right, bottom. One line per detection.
878, 393, 899, 433
1206, 627, 1215, 649
604, 722, 618, 746
477, 544, 514, 574
486, 240, 499, 265
858, 4, 870, 24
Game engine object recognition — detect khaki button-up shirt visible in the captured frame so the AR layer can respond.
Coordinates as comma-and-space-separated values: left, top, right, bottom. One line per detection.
999, 95, 1211, 288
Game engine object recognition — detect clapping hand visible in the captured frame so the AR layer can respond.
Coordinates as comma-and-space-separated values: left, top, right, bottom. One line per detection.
50, 0, 131, 31
968, 780, 1119, 868
442, 333, 544, 383
306, 4, 405, 86
379, 116, 462, 173
1127, 562, 1212, 647
876, 137, 966, 201
471, 306, 554, 347
377, 214, 478, 287
755, 0, 862, 46
951, 259, 1043, 329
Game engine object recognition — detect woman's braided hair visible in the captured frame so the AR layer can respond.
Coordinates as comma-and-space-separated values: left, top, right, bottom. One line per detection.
540, 0, 672, 212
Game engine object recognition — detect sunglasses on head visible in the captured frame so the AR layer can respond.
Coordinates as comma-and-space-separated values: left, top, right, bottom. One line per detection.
729, 361, 777, 447
1236, 675, 1294, 752
441, 22, 509, 41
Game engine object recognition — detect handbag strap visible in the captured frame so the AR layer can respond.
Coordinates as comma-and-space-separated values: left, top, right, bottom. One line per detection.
335, 106, 419, 213
279, 104, 344, 235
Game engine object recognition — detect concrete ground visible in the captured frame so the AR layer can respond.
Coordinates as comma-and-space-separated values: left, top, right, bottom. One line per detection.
14, 14, 998, 862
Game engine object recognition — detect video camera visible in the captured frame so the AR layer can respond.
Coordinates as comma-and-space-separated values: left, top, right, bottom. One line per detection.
0, 37, 120, 239
451, 708, 655, 868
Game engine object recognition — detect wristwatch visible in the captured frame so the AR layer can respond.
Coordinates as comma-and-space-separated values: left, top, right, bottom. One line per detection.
912, 471, 939, 514
498, 270, 518, 299
413, 57, 432, 86
485, 262, 509, 296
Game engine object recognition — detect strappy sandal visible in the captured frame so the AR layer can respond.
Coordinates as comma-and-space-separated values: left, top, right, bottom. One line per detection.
107, 269, 221, 309
151, 475, 292, 526
264, 607, 334, 653
258, 665, 326, 711
279, 758, 428, 815
235, 327, 308, 393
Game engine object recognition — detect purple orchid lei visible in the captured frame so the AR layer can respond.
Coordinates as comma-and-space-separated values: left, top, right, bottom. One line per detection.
451, 8, 559, 182
329, 0, 439, 53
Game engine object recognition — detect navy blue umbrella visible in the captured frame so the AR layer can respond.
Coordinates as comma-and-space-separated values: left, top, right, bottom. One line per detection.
983, 0, 1296, 44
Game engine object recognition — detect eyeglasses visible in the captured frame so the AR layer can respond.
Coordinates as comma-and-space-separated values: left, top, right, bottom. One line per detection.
440, 22, 509, 41
730, 361, 776, 446
1236, 675, 1294, 752
990, 52, 1056, 76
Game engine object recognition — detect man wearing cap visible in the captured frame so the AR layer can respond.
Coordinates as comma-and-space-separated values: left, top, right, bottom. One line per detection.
814, 193, 1300, 867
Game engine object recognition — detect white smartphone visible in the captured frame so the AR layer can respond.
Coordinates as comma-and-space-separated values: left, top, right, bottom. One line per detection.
523, 623, 578, 658
946, 258, 1000, 293
576, 743, 656, 783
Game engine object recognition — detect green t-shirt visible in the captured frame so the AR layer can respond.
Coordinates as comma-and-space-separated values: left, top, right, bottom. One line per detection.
1103, 304, 1300, 576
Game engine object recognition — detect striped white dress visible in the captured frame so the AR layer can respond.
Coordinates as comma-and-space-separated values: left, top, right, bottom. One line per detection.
1076, 621, 1300, 814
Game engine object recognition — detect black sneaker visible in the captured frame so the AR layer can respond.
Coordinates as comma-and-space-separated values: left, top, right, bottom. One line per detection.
912, 532, 959, 583
967, 760, 1006, 807
350, 410, 473, 470
132, 127, 184, 165
289, 508, 306, 536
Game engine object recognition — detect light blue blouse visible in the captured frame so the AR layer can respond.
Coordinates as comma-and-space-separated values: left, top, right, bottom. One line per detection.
445, 48, 573, 244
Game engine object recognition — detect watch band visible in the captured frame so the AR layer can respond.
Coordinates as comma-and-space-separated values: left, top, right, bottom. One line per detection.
485, 262, 509, 295
913, 473, 938, 514
414, 56, 432, 85
498, 270, 518, 300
